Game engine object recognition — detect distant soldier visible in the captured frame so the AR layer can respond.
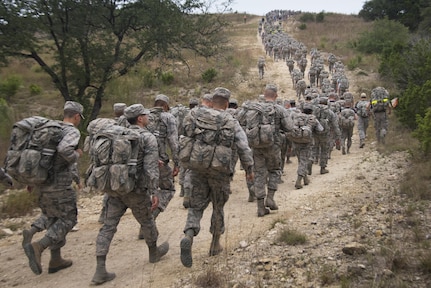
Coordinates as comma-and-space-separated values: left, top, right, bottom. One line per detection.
327, 53, 337, 74
297, 56, 307, 74
286, 58, 295, 74
370, 87, 391, 144
296, 79, 307, 100
257, 56, 266, 79
355, 93, 370, 148
338, 102, 356, 154
308, 64, 317, 87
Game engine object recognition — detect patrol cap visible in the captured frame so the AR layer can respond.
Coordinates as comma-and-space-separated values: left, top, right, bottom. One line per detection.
212, 87, 231, 100
360, 93, 367, 98
202, 93, 213, 102
265, 83, 278, 93
319, 97, 328, 105
290, 100, 296, 105
155, 94, 169, 105
113, 103, 127, 114
189, 98, 199, 105
229, 98, 238, 105
64, 101, 85, 119
124, 104, 150, 119
302, 102, 314, 112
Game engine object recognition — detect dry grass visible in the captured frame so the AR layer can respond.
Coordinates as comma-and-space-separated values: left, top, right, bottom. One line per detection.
0, 189, 38, 218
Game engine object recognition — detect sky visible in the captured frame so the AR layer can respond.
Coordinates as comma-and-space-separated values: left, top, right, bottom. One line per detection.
229, 0, 366, 15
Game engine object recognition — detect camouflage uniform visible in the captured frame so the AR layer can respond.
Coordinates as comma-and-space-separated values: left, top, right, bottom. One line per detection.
339, 107, 356, 154
355, 94, 370, 148
23, 101, 83, 276
91, 104, 168, 285
370, 88, 391, 144
181, 88, 254, 268
0, 167, 13, 186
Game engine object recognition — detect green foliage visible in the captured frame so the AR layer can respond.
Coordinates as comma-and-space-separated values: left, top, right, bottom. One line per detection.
1, 190, 38, 218
142, 70, 155, 88
413, 107, 431, 155
201, 68, 218, 83
316, 11, 325, 23
0, 98, 13, 139
0, 75, 22, 100
356, 18, 409, 54
299, 13, 315, 22
298, 23, 307, 30
347, 55, 362, 70
277, 228, 307, 245
29, 84, 42, 95
159, 71, 174, 85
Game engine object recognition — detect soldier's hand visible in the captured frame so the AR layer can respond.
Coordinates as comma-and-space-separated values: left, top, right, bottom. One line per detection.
151, 195, 159, 211
246, 171, 255, 183
172, 166, 179, 177
76, 148, 83, 157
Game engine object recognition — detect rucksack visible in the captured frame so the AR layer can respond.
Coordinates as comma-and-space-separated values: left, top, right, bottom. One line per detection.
287, 113, 313, 144
356, 101, 369, 118
170, 104, 189, 136
5, 116, 63, 185
371, 87, 389, 113
314, 106, 331, 135
339, 110, 355, 129
85, 121, 141, 197
178, 108, 235, 175
339, 77, 349, 89
83, 118, 117, 153
243, 102, 275, 148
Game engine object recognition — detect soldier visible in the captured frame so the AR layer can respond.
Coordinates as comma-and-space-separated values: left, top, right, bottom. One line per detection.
138, 94, 179, 238
286, 58, 295, 74
98, 103, 128, 224
91, 104, 168, 285
355, 93, 370, 148
370, 87, 391, 144
257, 56, 266, 79
22, 101, 84, 275
339, 102, 356, 154
180, 88, 254, 268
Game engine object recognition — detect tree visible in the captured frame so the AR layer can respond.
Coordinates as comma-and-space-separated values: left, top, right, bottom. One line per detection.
0, 0, 232, 124
359, 0, 430, 31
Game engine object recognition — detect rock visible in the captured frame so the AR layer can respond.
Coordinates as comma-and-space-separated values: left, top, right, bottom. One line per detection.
239, 240, 248, 248
2, 228, 13, 236
342, 242, 366, 255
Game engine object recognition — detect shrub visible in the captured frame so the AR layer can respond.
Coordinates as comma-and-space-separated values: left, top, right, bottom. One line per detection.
298, 23, 307, 30
277, 228, 307, 245
299, 13, 315, 22
29, 84, 42, 95
0, 75, 22, 100
160, 71, 174, 85
201, 68, 217, 83
316, 11, 325, 23
1, 190, 38, 218
413, 107, 431, 155
142, 70, 154, 88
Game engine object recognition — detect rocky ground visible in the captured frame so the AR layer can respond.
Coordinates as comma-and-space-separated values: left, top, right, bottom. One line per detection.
0, 15, 430, 288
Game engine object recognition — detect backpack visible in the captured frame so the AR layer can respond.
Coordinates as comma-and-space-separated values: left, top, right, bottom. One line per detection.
170, 104, 189, 136
5, 116, 63, 185
85, 121, 141, 197
83, 118, 117, 153
371, 87, 389, 113
339, 110, 355, 129
178, 108, 235, 175
287, 113, 313, 143
339, 77, 349, 90
314, 106, 331, 135
243, 102, 275, 148
356, 101, 369, 118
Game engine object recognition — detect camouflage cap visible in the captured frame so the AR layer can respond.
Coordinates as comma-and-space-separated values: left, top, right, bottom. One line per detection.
229, 98, 238, 105
212, 87, 231, 100
303, 102, 314, 111
360, 93, 367, 98
265, 83, 278, 93
202, 93, 213, 102
113, 103, 127, 114
64, 101, 85, 119
290, 100, 296, 105
155, 94, 169, 105
189, 98, 199, 105
319, 97, 328, 105
124, 103, 150, 119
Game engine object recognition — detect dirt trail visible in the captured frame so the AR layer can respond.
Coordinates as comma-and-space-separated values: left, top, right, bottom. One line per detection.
0, 17, 379, 288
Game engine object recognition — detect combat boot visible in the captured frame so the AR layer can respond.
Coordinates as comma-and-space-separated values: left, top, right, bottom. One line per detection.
209, 234, 223, 256
359, 139, 365, 148
303, 175, 310, 186
265, 189, 278, 210
257, 199, 270, 217
91, 255, 116, 285
180, 229, 194, 267
24, 236, 51, 275
295, 176, 303, 189
148, 241, 169, 263
48, 248, 73, 273
22, 227, 38, 248
307, 161, 312, 175
320, 167, 329, 174
342, 146, 346, 155
248, 185, 256, 202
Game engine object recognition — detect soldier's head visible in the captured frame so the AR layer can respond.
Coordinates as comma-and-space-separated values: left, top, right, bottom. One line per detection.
302, 103, 313, 114
124, 104, 150, 126
189, 98, 199, 109
63, 101, 84, 127
154, 94, 170, 112
264, 84, 278, 100
319, 97, 328, 105
229, 98, 238, 109
201, 93, 213, 108
360, 93, 367, 99
212, 87, 231, 110
113, 103, 127, 117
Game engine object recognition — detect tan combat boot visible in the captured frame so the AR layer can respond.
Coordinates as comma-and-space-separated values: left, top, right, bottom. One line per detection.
295, 175, 303, 189
148, 241, 169, 263
303, 175, 310, 186
257, 199, 270, 217
209, 234, 223, 256
48, 248, 73, 273
91, 255, 116, 285
265, 189, 279, 210
180, 229, 194, 267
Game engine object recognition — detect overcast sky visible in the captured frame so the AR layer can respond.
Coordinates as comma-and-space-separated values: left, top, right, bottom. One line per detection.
229, 0, 366, 15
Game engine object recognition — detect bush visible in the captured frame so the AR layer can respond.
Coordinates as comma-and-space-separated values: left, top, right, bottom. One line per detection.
29, 84, 42, 95
0, 75, 22, 100
298, 23, 307, 30
299, 13, 315, 22
201, 68, 217, 83
277, 228, 307, 245
316, 11, 325, 23
160, 71, 174, 85
1, 190, 38, 218
142, 70, 154, 88
413, 107, 431, 155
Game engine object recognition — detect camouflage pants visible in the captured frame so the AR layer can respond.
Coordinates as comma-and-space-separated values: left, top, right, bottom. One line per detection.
309, 75, 316, 87
280, 134, 288, 172
293, 142, 312, 177
313, 135, 330, 168
341, 127, 353, 150
357, 116, 369, 140
154, 163, 175, 211
374, 112, 388, 143
183, 170, 230, 236
253, 145, 281, 199
34, 187, 77, 250
96, 190, 158, 256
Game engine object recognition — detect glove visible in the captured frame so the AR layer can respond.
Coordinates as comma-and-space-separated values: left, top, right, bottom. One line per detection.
335, 139, 341, 150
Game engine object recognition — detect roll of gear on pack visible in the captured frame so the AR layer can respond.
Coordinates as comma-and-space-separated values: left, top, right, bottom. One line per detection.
371, 87, 390, 113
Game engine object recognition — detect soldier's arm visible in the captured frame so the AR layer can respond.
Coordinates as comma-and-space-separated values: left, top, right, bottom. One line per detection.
233, 120, 254, 174
57, 126, 81, 164
166, 114, 180, 167
142, 133, 160, 195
